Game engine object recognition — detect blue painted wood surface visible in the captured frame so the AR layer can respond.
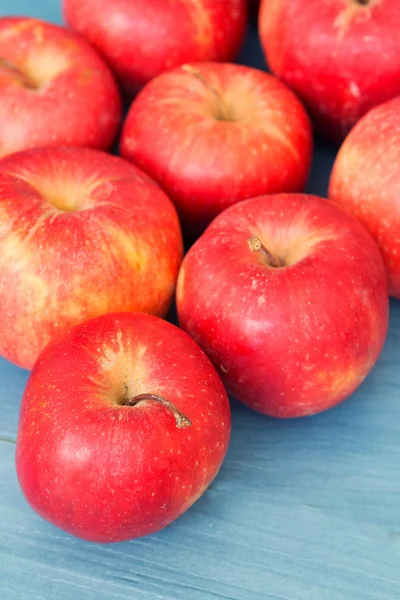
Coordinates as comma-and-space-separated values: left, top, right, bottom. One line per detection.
1, 2, 400, 599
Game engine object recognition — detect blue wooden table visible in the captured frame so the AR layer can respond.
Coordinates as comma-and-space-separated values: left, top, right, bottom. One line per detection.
1, 2, 400, 599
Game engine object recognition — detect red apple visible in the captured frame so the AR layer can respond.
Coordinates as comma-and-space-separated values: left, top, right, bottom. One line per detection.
16, 312, 231, 542
259, 0, 400, 144
120, 62, 313, 237
63, 0, 248, 95
0, 17, 121, 158
0, 146, 183, 370
176, 193, 388, 418
329, 97, 400, 298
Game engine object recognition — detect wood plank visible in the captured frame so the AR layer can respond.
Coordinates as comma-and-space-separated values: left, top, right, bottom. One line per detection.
0, 362, 29, 442
2, 325, 400, 599
1, 2, 400, 599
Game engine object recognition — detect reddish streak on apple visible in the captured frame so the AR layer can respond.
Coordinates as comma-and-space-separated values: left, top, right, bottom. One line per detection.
177, 194, 388, 418
329, 96, 400, 298
120, 62, 312, 236
63, 0, 248, 94
0, 146, 183, 370
259, 0, 400, 144
16, 312, 231, 543
0, 17, 122, 157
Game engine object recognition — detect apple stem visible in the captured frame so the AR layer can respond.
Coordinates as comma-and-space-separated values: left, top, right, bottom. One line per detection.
247, 236, 282, 268
122, 393, 192, 429
182, 64, 230, 121
0, 57, 36, 89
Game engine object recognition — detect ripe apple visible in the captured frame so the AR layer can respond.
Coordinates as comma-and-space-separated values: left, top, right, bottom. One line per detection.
259, 0, 400, 144
0, 146, 183, 370
0, 17, 122, 157
120, 62, 313, 237
63, 0, 248, 95
329, 97, 400, 298
16, 312, 231, 542
176, 193, 388, 418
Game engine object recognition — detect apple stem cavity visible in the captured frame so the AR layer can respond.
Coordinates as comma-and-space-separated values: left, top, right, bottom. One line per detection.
0, 57, 37, 90
247, 236, 282, 268
121, 393, 192, 429
182, 64, 231, 122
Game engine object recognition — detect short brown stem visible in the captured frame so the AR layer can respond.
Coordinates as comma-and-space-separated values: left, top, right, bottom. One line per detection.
182, 64, 230, 121
0, 57, 36, 89
121, 393, 192, 429
247, 236, 282, 268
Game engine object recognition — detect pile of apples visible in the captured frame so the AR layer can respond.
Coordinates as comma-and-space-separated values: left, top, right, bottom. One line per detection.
1, 0, 399, 543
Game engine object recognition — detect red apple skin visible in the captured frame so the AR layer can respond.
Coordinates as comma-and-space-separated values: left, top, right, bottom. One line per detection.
0, 146, 183, 370
16, 312, 231, 543
120, 62, 313, 237
259, 0, 400, 144
176, 194, 388, 418
63, 0, 248, 95
329, 97, 400, 299
0, 17, 122, 158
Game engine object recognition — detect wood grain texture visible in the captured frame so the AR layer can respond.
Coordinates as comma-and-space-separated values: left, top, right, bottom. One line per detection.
1, 1, 400, 599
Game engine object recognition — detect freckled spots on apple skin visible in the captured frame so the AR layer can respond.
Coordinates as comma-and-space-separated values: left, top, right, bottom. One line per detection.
63, 0, 247, 94
329, 96, 400, 297
260, 0, 400, 143
120, 61, 312, 237
0, 16, 122, 156
0, 147, 183, 369
177, 193, 388, 418
17, 313, 231, 541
